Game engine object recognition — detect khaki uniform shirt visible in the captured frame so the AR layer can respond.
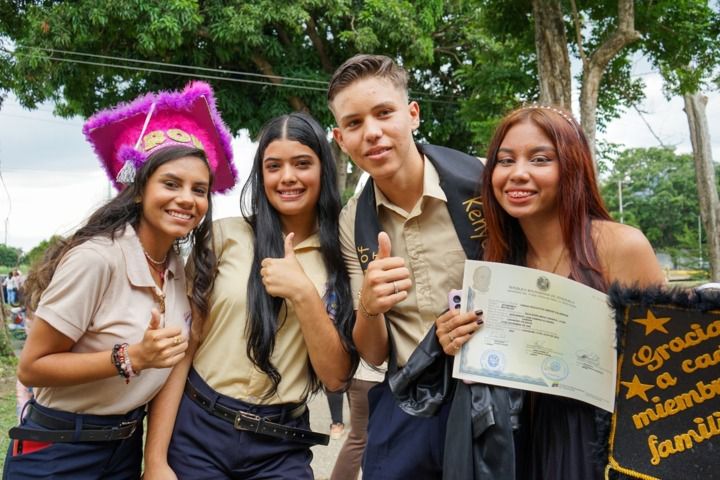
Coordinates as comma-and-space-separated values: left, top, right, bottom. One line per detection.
192, 217, 328, 405
339, 158, 466, 366
35, 226, 190, 415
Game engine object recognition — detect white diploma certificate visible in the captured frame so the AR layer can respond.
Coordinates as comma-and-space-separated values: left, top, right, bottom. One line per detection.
452, 260, 616, 412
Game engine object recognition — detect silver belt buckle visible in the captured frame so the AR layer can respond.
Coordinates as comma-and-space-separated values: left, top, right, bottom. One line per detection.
118, 420, 138, 438
234, 411, 262, 432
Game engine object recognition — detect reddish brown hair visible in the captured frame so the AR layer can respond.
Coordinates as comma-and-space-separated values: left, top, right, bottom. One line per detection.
481, 106, 612, 291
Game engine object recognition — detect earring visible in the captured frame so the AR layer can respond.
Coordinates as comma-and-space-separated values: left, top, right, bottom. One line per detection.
134, 196, 141, 204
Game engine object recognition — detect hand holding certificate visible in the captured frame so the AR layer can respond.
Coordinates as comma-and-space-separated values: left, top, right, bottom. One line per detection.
452, 260, 617, 412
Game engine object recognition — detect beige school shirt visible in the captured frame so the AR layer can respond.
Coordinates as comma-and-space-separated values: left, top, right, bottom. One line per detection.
34, 226, 190, 415
191, 217, 328, 405
339, 158, 467, 367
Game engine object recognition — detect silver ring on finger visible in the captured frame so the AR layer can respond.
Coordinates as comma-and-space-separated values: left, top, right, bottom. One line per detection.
393, 281, 398, 295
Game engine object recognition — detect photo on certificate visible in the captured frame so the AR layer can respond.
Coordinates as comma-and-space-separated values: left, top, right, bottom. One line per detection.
605, 285, 720, 479
452, 260, 617, 412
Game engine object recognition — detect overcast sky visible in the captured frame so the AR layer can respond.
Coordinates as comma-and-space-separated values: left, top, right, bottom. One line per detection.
1, 69, 718, 252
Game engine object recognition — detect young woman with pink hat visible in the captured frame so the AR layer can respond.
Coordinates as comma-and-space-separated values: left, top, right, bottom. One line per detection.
4, 81, 237, 479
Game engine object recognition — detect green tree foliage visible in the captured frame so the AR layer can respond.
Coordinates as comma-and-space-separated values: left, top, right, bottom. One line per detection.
22, 235, 63, 268
453, 2, 538, 152
600, 147, 719, 267
637, 0, 720, 97
460, 0, 646, 150
636, 0, 720, 280
0, 244, 21, 267
0, 0, 485, 150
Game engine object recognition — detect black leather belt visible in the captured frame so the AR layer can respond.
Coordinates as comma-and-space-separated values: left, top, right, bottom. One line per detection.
185, 380, 329, 446
9, 405, 140, 442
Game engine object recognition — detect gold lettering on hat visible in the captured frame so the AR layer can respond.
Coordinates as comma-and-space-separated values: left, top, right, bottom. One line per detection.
167, 128, 191, 142
190, 134, 204, 150
143, 129, 205, 152
144, 130, 167, 151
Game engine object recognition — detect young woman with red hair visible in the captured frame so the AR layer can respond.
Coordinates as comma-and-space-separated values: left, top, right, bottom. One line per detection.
438, 105, 665, 478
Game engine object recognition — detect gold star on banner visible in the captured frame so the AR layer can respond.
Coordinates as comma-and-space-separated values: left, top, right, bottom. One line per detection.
632, 309, 671, 336
621, 374, 654, 402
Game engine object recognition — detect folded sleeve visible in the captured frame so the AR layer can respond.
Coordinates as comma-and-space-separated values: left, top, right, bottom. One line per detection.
34, 245, 113, 342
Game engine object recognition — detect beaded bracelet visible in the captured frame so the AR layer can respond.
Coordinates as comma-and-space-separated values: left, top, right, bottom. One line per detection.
358, 290, 381, 320
111, 343, 129, 383
122, 346, 139, 381
111, 343, 138, 384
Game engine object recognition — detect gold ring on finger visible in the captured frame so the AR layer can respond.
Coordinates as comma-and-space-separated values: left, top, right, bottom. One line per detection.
173, 336, 181, 345
392, 281, 398, 295
448, 333, 455, 342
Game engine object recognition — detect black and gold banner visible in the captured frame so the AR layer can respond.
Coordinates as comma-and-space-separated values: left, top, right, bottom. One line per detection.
607, 287, 720, 479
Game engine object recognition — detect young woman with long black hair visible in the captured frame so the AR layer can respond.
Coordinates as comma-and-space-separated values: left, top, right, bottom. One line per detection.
144, 112, 357, 480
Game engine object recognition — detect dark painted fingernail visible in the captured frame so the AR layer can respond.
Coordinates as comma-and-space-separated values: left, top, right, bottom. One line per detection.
476, 318, 484, 325
474, 309, 483, 316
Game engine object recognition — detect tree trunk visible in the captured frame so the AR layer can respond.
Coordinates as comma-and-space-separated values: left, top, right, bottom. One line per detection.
578, 0, 640, 170
331, 140, 365, 203
683, 92, 720, 281
331, 140, 348, 193
531, 0, 572, 110
250, 54, 308, 112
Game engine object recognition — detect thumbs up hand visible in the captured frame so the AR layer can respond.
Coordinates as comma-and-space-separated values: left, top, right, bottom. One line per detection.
147, 308, 161, 331
129, 308, 188, 372
377, 231, 392, 259
358, 232, 411, 318
261, 232, 312, 303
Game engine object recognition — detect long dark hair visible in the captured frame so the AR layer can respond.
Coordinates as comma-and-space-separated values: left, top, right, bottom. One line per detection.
240, 112, 357, 398
27, 145, 215, 314
482, 106, 612, 291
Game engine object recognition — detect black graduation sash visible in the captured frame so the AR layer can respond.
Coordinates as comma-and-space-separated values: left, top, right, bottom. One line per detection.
354, 143, 486, 374
353, 143, 486, 269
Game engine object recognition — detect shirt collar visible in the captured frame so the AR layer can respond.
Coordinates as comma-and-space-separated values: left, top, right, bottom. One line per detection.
372, 155, 447, 212
289, 231, 321, 252
117, 225, 180, 288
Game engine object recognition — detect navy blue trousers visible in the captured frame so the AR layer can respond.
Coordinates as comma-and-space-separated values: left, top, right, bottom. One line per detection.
362, 379, 450, 480
168, 369, 313, 480
3, 400, 144, 480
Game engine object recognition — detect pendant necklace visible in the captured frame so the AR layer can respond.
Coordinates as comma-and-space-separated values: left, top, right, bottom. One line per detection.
144, 250, 167, 282
142, 249, 167, 321
144, 250, 167, 266
551, 246, 566, 274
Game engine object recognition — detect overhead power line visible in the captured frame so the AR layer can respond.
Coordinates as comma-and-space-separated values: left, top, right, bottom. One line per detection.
7, 46, 458, 105
0, 112, 83, 127
18, 52, 329, 92
17, 45, 329, 86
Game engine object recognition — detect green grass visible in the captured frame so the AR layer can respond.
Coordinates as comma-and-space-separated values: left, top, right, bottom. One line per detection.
0, 387, 17, 472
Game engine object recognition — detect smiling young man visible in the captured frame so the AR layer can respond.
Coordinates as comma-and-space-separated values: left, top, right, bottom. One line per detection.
329, 54, 503, 479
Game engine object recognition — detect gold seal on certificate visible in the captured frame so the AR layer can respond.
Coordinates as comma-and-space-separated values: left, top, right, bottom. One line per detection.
453, 260, 616, 412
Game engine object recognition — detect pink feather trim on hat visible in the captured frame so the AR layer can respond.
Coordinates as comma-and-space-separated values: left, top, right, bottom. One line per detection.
83, 81, 237, 193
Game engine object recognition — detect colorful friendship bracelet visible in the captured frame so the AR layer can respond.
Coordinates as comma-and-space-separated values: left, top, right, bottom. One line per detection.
111, 343, 138, 384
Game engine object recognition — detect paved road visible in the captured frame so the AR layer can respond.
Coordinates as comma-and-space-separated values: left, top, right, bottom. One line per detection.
308, 391, 352, 480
